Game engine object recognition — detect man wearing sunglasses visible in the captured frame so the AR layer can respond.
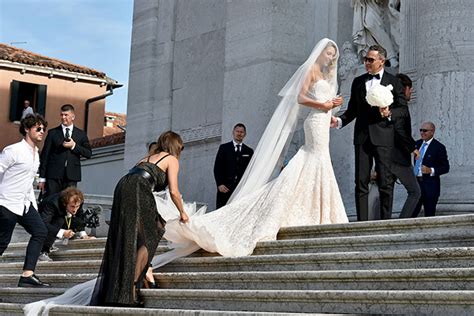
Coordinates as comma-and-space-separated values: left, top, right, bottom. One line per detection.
412, 122, 449, 217
331, 44, 407, 221
0, 114, 51, 287
38, 104, 92, 198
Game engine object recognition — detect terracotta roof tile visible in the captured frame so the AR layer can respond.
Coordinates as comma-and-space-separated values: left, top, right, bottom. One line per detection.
90, 132, 125, 148
0, 43, 106, 78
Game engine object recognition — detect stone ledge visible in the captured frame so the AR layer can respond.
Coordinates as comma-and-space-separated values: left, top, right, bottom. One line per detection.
143, 289, 474, 315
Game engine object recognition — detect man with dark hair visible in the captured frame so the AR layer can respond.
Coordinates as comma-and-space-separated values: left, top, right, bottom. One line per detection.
38, 187, 95, 261
412, 122, 449, 217
0, 114, 50, 287
38, 104, 92, 197
332, 44, 407, 221
386, 73, 421, 218
213, 123, 254, 209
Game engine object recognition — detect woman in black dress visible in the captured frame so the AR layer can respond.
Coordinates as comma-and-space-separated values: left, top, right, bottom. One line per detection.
90, 131, 189, 306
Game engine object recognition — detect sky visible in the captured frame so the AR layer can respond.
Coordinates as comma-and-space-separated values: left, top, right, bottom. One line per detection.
0, 0, 133, 114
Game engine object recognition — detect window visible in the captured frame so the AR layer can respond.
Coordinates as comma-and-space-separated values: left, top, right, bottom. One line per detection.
9, 80, 47, 121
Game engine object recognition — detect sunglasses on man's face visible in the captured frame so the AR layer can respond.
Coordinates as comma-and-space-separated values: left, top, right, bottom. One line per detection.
35, 127, 46, 132
419, 129, 432, 133
363, 57, 377, 63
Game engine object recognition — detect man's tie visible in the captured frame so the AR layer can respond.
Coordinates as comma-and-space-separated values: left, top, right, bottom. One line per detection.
368, 73, 380, 80
65, 128, 71, 140
236, 144, 241, 153
414, 142, 427, 176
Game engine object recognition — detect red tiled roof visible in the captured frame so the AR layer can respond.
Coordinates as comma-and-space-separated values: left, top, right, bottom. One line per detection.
0, 43, 106, 78
90, 132, 125, 148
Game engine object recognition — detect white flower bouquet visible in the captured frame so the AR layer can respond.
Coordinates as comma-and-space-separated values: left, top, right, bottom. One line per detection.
366, 84, 394, 108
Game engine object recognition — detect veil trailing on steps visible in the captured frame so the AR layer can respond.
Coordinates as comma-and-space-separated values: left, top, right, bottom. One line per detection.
23, 38, 339, 315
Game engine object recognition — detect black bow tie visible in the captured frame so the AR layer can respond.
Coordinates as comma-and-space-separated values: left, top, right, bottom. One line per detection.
368, 73, 380, 80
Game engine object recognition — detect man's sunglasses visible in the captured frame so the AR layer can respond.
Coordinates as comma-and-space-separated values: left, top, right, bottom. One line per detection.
35, 127, 46, 132
363, 57, 377, 63
419, 129, 432, 133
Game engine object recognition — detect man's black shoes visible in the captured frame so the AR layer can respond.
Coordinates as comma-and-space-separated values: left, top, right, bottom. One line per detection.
18, 274, 50, 287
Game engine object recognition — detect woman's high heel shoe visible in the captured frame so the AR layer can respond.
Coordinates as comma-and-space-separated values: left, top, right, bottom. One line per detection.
132, 281, 145, 307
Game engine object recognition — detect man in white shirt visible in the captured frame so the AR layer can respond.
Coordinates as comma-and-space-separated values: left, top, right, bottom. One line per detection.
0, 114, 50, 287
21, 100, 34, 119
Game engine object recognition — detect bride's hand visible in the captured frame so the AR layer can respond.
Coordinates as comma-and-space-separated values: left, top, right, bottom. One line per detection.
321, 101, 334, 111
179, 211, 189, 223
332, 96, 343, 107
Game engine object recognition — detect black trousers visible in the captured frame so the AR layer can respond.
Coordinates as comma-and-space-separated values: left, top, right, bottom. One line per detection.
354, 141, 394, 221
392, 163, 422, 218
0, 204, 47, 271
44, 177, 77, 198
41, 217, 65, 253
216, 190, 233, 210
412, 177, 440, 217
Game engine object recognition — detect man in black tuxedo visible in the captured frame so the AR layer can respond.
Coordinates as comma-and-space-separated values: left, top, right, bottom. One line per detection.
38, 187, 94, 261
213, 123, 254, 209
331, 45, 406, 221
38, 104, 92, 197
412, 122, 449, 217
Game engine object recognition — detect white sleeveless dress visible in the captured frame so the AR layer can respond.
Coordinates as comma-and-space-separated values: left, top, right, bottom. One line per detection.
162, 80, 349, 257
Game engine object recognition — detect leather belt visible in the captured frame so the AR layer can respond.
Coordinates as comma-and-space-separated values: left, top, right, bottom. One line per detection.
128, 167, 155, 187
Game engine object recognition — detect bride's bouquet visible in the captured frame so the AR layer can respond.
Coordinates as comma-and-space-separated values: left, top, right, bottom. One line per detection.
366, 84, 394, 108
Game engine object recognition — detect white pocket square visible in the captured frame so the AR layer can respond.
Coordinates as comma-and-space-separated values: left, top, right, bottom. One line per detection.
242, 154, 250, 157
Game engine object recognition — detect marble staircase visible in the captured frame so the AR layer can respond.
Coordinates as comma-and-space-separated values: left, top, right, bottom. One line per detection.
0, 214, 473, 315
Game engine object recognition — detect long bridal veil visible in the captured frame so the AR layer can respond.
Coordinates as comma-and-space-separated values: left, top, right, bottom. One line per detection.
23, 38, 338, 315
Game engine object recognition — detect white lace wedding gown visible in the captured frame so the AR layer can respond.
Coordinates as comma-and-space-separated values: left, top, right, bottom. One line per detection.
162, 79, 349, 258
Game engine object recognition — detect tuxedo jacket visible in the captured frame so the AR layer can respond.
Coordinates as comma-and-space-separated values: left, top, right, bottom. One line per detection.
38, 192, 86, 235
415, 138, 450, 180
39, 125, 92, 181
390, 105, 416, 166
339, 71, 407, 146
214, 141, 254, 191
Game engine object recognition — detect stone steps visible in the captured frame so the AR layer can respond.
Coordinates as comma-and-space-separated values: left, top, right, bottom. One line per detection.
3, 267, 472, 290
141, 289, 474, 315
3, 230, 473, 264
1, 247, 472, 274
0, 303, 338, 316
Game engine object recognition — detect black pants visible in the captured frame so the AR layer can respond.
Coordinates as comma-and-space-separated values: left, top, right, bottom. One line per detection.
391, 163, 422, 218
412, 177, 440, 217
216, 190, 233, 210
44, 177, 77, 198
354, 141, 394, 221
41, 217, 65, 253
0, 204, 47, 271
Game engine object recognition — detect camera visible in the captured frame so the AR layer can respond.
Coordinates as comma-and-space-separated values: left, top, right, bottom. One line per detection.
82, 205, 102, 228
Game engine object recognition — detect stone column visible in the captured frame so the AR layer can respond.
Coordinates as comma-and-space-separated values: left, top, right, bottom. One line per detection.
400, 0, 474, 212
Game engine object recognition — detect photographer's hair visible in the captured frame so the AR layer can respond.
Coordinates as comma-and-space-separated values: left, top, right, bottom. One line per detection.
397, 73, 413, 88
19, 113, 47, 136
156, 131, 184, 158
60, 187, 84, 207
368, 44, 387, 60
233, 123, 247, 132
60, 104, 75, 112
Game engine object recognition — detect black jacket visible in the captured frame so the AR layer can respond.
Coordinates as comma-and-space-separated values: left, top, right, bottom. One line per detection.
391, 105, 416, 166
38, 192, 86, 235
339, 71, 407, 146
213, 141, 254, 191
39, 125, 92, 181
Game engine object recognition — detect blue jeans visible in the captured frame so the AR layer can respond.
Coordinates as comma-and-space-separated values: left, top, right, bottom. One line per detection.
0, 204, 47, 271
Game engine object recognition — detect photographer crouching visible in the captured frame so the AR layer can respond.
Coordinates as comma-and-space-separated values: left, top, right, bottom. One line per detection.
38, 187, 96, 261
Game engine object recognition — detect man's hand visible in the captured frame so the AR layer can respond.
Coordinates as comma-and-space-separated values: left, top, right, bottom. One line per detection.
379, 106, 391, 118
413, 149, 420, 160
421, 165, 432, 175
63, 230, 75, 239
38, 182, 46, 193
63, 138, 76, 149
81, 235, 96, 240
218, 185, 230, 193
330, 116, 339, 128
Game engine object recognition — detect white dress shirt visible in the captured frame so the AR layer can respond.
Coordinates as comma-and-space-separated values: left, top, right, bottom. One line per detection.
21, 106, 34, 119
0, 139, 39, 216
233, 140, 242, 152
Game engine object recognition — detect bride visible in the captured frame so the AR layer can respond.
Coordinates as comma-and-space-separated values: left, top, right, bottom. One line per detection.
24, 38, 348, 315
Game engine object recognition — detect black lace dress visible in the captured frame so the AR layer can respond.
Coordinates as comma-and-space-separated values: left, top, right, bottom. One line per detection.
90, 157, 169, 306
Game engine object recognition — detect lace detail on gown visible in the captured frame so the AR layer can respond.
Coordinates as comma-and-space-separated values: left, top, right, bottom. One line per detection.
163, 79, 348, 257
